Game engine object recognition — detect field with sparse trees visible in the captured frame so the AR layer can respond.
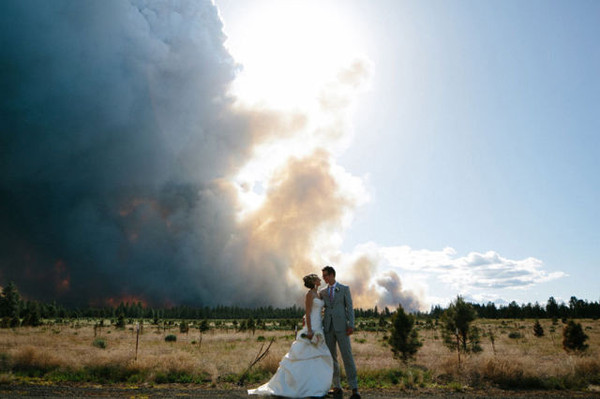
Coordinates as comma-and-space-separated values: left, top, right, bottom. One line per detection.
0, 316, 599, 394
1, 285, 599, 393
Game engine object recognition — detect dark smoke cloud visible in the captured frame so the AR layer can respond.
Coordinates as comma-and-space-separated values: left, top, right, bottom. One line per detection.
1, 0, 419, 310
0, 0, 265, 306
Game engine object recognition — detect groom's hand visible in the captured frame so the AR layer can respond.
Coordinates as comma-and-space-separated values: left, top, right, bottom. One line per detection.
346, 327, 353, 336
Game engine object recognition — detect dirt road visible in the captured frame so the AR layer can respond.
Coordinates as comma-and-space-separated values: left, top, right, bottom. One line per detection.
1, 383, 600, 399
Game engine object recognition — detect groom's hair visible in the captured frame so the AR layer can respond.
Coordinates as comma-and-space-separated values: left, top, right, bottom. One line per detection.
322, 266, 336, 277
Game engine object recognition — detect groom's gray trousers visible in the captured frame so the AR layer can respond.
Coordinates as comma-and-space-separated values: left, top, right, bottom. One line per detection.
324, 327, 358, 390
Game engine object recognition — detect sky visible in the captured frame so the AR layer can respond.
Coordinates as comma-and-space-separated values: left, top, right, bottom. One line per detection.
1, 0, 598, 311
216, 0, 599, 307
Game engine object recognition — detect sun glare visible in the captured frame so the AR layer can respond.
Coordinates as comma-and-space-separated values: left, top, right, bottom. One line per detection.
219, 1, 369, 219
222, 2, 365, 110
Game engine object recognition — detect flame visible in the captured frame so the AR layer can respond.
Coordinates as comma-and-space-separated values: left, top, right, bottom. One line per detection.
56, 278, 70, 293
54, 259, 71, 294
54, 259, 67, 274
104, 295, 148, 308
118, 198, 147, 217
118, 197, 174, 237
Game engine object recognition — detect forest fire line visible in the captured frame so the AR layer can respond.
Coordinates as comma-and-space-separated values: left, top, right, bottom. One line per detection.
102, 296, 149, 309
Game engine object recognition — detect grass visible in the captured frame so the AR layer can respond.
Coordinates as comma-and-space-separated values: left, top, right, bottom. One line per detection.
0, 318, 598, 391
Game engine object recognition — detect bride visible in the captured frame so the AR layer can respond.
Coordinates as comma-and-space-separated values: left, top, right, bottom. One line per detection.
248, 274, 333, 397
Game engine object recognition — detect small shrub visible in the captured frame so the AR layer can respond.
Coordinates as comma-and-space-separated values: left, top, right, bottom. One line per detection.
92, 338, 106, 349
0, 372, 14, 385
256, 336, 266, 342
165, 334, 177, 342
447, 381, 465, 392
508, 332, 523, 339
179, 322, 189, 334
154, 371, 198, 384
0, 353, 10, 372
115, 313, 125, 329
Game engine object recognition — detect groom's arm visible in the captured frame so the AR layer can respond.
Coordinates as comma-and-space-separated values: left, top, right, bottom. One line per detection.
344, 286, 355, 334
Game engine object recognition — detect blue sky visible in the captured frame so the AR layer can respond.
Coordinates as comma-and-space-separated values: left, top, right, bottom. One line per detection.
217, 0, 599, 306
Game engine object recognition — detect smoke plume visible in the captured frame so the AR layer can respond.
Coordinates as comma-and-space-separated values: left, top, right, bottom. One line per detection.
0, 0, 421, 310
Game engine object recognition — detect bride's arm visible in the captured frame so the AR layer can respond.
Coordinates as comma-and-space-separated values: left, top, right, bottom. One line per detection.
304, 292, 313, 337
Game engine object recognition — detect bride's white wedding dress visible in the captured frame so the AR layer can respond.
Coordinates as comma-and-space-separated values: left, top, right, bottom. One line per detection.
248, 297, 333, 398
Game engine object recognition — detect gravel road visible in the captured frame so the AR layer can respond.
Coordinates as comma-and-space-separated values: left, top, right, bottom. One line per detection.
1, 383, 600, 399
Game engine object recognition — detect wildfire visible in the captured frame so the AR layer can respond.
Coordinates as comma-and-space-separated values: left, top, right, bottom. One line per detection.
54, 260, 71, 294
118, 198, 148, 217
56, 278, 70, 292
118, 197, 174, 237
104, 295, 148, 308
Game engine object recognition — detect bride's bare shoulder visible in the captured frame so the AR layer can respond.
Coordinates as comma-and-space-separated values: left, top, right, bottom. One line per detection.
306, 290, 320, 301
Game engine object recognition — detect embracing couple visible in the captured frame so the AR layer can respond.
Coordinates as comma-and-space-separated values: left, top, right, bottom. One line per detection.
248, 266, 361, 399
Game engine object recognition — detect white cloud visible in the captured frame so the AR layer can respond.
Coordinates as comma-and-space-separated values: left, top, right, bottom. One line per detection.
340, 242, 568, 308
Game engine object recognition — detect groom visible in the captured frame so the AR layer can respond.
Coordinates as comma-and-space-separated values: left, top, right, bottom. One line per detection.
321, 266, 360, 399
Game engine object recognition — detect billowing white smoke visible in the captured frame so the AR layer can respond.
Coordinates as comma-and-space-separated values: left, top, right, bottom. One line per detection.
0, 0, 422, 310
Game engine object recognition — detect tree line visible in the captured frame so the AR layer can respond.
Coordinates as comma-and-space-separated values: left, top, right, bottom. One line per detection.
428, 296, 600, 320
1, 281, 599, 328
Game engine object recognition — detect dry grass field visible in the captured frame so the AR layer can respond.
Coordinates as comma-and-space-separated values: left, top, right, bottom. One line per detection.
0, 318, 599, 392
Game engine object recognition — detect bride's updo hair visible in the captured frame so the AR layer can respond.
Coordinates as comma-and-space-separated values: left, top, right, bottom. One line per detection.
303, 273, 319, 289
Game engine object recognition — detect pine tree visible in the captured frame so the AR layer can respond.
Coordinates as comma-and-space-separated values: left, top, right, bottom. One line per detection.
378, 315, 387, 331
0, 282, 21, 328
533, 320, 544, 337
199, 319, 210, 334
22, 301, 42, 327
441, 296, 481, 353
563, 320, 588, 352
388, 305, 422, 362
247, 317, 256, 335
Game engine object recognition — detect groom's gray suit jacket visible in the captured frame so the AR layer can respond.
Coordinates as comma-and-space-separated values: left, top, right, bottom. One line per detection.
320, 283, 355, 332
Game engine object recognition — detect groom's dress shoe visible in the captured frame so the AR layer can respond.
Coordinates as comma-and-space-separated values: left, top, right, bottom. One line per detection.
349, 393, 361, 399
328, 387, 342, 397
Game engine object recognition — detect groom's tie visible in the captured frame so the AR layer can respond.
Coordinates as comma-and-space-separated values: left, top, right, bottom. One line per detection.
328, 286, 333, 302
